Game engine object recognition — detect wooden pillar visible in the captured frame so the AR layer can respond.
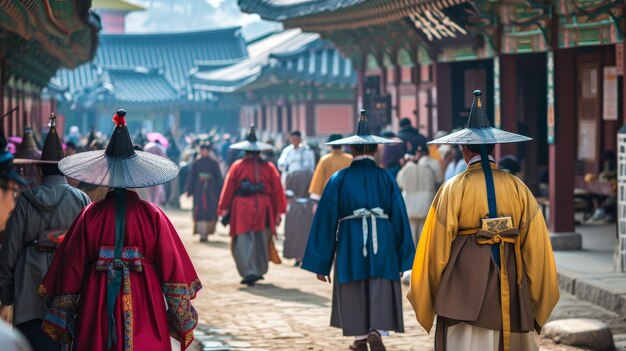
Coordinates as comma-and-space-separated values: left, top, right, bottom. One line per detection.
306, 100, 315, 136
496, 55, 519, 159
376, 53, 388, 95
549, 48, 577, 233
281, 104, 288, 132
435, 62, 452, 132
356, 53, 366, 110
412, 63, 422, 132
621, 41, 626, 124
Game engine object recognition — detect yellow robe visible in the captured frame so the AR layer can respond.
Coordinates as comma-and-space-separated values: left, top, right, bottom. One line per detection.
307, 150, 352, 197
407, 162, 559, 335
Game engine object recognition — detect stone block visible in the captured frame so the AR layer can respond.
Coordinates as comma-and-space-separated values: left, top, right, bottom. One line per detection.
542, 318, 615, 351
550, 232, 582, 251
557, 271, 577, 294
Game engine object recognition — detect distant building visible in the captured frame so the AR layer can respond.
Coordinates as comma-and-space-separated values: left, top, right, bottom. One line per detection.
191, 29, 356, 141
53, 28, 248, 135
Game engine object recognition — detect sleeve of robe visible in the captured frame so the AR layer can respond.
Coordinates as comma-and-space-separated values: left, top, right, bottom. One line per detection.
267, 162, 287, 216
396, 164, 409, 191
0, 196, 28, 305
211, 160, 224, 199
407, 182, 459, 333
517, 182, 559, 330
301, 174, 340, 276
154, 209, 202, 350
184, 162, 197, 195
390, 180, 416, 272
39, 208, 90, 344
218, 161, 239, 213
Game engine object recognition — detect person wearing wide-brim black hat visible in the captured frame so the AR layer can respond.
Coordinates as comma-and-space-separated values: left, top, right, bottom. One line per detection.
301, 110, 415, 351
0, 113, 91, 351
39, 109, 202, 351
13, 125, 42, 189
218, 126, 286, 286
407, 90, 559, 351
307, 133, 353, 201
0, 108, 31, 351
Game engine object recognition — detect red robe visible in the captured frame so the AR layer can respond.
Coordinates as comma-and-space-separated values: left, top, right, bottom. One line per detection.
218, 157, 286, 236
39, 191, 201, 351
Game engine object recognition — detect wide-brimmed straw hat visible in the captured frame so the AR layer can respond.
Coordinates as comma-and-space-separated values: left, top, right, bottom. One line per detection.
58, 109, 179, 188
429, 90, 531, 145
230, 125, 273, 152
326, 109, 399, 145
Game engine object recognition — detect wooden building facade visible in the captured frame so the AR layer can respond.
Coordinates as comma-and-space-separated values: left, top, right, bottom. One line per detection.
240, 0, 626, 235
1, 1, 99, 140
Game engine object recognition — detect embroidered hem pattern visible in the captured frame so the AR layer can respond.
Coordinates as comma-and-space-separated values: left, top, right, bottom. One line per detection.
163, 279, 202, 349
40, 292, 79, 344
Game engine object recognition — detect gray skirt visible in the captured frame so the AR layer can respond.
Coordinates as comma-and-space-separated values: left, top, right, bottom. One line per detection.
330, 276, 405, 336
283, 199, 314, 260
232, 231, 270, 278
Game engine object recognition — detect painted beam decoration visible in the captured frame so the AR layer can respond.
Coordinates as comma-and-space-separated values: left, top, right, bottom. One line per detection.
241, 0, 625, 66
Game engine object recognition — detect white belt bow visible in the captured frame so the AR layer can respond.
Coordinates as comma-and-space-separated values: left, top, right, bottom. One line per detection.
336, 207, 389, 257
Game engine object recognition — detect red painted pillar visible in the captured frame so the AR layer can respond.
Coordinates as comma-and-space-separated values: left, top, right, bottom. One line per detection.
549, 48, 576, 233
497, 55, 519, 159
435, 62, 452, 133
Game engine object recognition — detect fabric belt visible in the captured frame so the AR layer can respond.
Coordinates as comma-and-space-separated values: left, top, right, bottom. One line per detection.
336, 207, 388, 257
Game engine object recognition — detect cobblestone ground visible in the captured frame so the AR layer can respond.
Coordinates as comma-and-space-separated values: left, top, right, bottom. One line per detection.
165, 209, 624, 351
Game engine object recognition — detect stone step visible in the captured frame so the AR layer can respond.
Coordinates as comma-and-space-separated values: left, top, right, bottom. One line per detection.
543, 318, 615, 351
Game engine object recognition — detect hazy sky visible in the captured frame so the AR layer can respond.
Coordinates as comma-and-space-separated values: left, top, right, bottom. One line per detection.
125, 0, 281, 39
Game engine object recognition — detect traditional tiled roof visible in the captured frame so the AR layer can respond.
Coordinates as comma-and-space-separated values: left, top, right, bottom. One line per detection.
75, 66, 180, 107
0, 1, 100, 86
190, 30, 316, 93
55, 27, 248, 103
238, 0, 367, 22
263, 42, 356, 87
191, 29, 355, 93
239, 0, 468, 31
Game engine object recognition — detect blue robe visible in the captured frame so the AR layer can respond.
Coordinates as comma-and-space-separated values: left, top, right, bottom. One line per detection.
302, 158, 415, 283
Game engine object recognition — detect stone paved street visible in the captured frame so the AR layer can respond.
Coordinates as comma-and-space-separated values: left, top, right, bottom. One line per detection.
165, 209, 622, 351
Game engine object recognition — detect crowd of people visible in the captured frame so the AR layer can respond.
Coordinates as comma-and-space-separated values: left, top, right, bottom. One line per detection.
0, 91, 561, 351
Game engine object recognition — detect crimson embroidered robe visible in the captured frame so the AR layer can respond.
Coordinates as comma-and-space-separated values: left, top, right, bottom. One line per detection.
39, 190, 201, 351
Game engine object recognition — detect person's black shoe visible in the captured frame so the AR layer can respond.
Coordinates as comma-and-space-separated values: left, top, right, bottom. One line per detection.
240, 275, 256, 286
294, 260, 301, 267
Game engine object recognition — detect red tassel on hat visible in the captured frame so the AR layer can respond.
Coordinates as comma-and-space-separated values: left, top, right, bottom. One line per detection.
112, 110, 127, 127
